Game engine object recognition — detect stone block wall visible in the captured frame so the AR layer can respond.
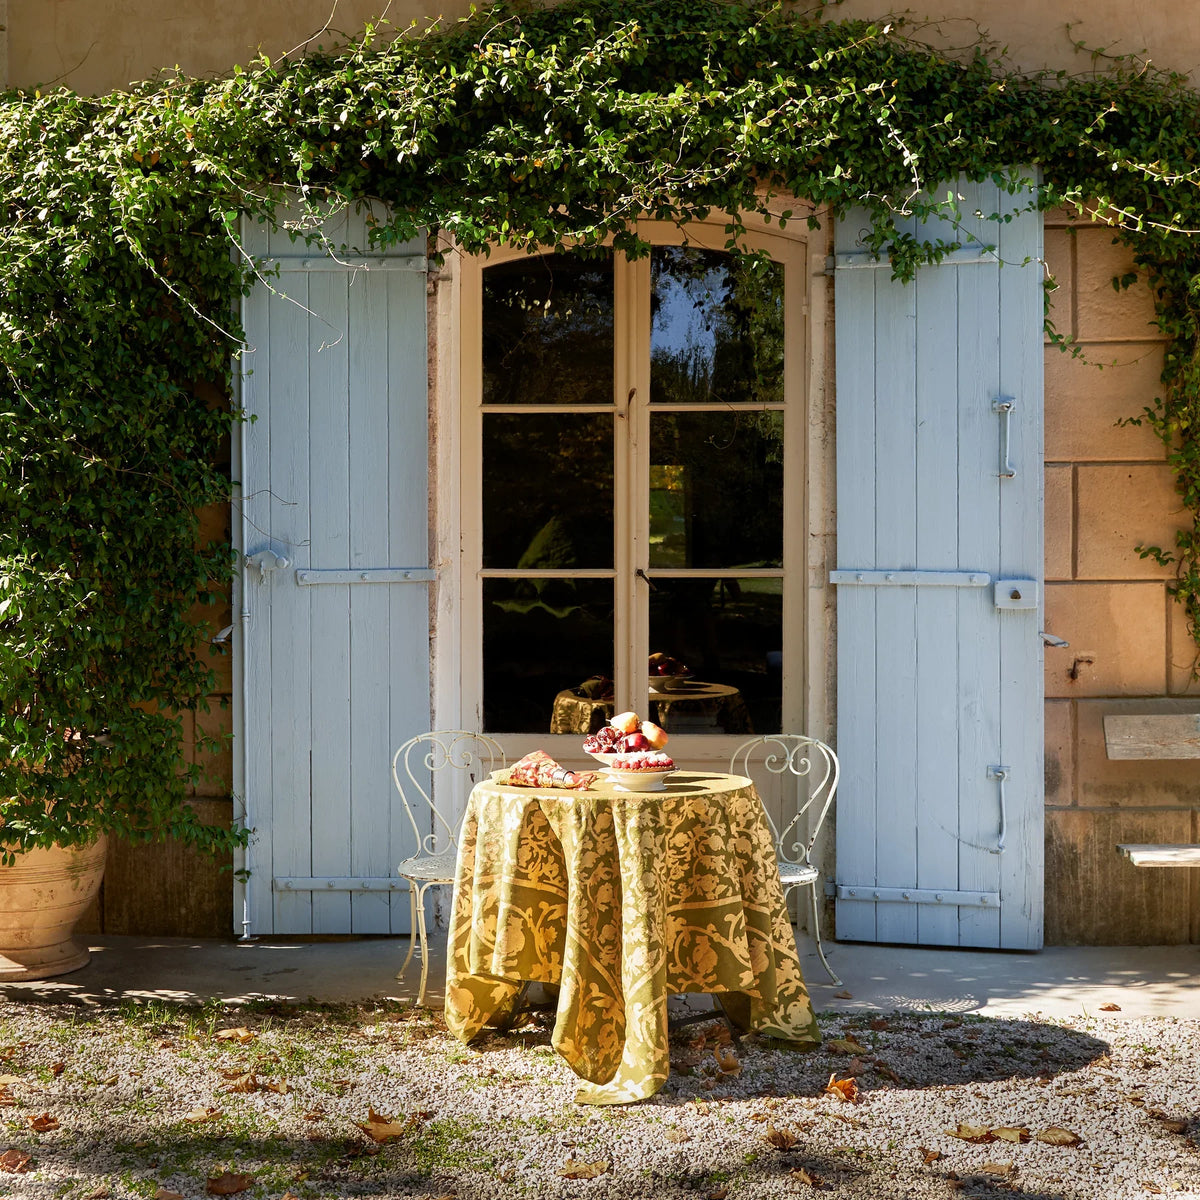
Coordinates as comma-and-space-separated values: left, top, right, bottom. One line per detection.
1042, 211, 1200, 945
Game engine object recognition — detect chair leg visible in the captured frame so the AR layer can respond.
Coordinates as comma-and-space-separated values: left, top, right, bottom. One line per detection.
415, 883, 431, 1007
807, 880, 842, 986
397, 886, 419, 981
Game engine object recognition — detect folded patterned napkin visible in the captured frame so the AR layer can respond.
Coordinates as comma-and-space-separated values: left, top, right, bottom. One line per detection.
502, 750, 596, 790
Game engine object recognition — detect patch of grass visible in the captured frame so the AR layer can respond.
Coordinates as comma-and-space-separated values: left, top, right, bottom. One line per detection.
403, 1114, 496, 1176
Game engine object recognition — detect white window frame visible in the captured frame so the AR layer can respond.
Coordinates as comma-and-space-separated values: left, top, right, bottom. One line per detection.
436, 211, 831, 767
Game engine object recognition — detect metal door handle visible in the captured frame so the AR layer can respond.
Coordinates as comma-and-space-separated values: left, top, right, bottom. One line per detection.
992, 397, 1016, 479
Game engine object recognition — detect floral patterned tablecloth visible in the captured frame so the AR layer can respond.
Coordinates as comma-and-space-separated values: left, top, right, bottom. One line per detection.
444, 771, 820, 1104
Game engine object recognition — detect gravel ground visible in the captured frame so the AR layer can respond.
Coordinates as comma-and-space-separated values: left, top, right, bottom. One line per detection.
0, 997, 1195, 1200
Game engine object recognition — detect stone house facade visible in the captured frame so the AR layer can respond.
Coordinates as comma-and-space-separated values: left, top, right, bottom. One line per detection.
3, 0, 1198, 945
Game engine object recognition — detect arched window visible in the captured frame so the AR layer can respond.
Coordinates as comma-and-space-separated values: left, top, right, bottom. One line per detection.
456, 219, 810, 760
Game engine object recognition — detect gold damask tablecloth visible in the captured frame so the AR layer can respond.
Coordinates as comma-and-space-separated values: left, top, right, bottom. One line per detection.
444, 771, 820, 1104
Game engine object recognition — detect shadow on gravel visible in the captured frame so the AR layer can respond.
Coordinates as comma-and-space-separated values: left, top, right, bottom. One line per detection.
648, 1009, 1115, 1100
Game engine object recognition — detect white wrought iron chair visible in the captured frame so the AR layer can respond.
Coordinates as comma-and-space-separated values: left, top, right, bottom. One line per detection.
730, 734, 842, 985
392, 730, 506, 1006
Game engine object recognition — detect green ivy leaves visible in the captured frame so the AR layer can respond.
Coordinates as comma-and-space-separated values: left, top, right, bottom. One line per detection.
3, 0, 1200, 853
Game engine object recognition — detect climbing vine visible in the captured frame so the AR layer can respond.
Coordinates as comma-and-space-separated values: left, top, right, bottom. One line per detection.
3, 0, 1200, 851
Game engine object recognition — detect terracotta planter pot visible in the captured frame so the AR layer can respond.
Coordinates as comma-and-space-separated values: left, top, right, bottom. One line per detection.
0, 836, 106, 980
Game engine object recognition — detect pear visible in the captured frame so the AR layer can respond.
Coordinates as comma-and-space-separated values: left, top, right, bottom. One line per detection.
641, 720, 669, 749
611, 711, 641, 734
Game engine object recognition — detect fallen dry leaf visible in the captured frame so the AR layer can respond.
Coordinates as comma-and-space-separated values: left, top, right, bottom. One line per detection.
183, 1107, 222, 1123
557, 1158, 610, 1179
823, 1073, 859, 1104
1099, 1003, 1122, 1012
155, 1190, 184, 1200
824, 1110, 862, 1126
764, 1123, 800, 1150
874, 1061, 902, 1084
0, 1147, 31, 1173
919, 1146, 942, 1164
946, 1123, 996, 1143
302, 1106, 326, 1121
206, 1172, 255, 1196
665, 1126, 690, 1143
992, 1126, 1031, 1144
215, 1027, 256, 1044
50, 1062, 64, 1076
980, 1161, 1014, 1176
1142, 1184, 1163, 1195
826, 1037, 869, 1056
356, 1107, 409, 1143
833, 990, 853, 999
714, 1045, 742, 1076
1148, 1109, 1190, 1135
28, 1112, 59, 1132
221, 1071, 260, 1094
707, 1190, 729, 1200
869, 1017, 890, 1031
790, 1166, 825, 1186
1037, 1127, 1084, 1147
85, 1187, 111, 1200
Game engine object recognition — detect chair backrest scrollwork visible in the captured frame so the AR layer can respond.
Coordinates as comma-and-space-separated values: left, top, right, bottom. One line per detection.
391, 731, 506, 859
729, 734, 839, 869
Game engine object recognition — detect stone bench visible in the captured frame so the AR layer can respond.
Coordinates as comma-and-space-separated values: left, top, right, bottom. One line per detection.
1104, 713, 1200, 868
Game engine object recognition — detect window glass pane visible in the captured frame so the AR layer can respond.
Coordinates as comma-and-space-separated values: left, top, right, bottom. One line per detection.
483, 579, 614, 734
649, 411, 783, 569
482, 253, 613, 406
647, 577, 782, 736
482, 413, 614, 569
650, 247, 783, 406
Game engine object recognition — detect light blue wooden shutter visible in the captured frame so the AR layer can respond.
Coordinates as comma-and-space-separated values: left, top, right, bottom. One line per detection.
833, 178, 1044, 950
237, 206, 431, 936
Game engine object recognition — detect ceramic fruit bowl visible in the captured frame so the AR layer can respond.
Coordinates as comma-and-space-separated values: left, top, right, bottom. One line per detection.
588, 751, 620, 767
601, 767, 675, 792
649, 672, 693, 693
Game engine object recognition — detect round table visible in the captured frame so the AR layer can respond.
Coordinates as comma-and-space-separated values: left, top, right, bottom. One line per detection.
444, 770, 820, 1104
549, 681, 755, 735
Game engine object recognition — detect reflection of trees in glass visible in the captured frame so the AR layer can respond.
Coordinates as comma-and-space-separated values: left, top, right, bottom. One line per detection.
650, 411, 783, 568
482, 413, 614, 569
650, 247, 784, 408
483, 253, 614, 406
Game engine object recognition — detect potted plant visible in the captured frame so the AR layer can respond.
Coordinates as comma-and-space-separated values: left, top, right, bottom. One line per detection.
0, 206, 250, 977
